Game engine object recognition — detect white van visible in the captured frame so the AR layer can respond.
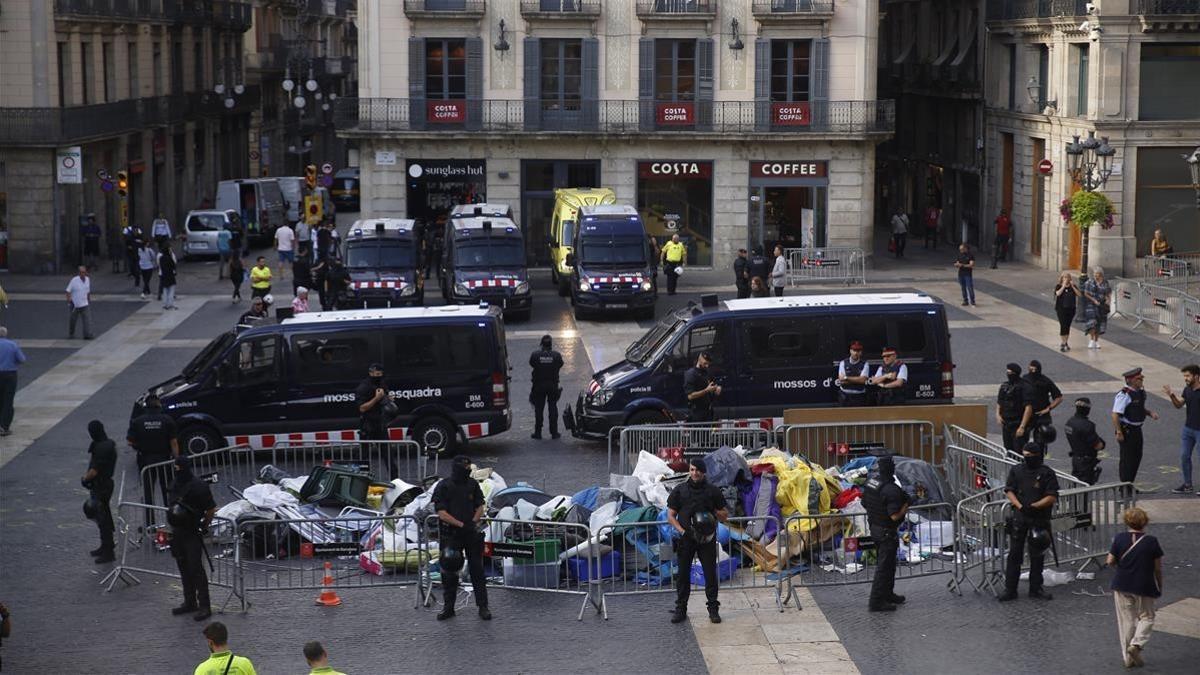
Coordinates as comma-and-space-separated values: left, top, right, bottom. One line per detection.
215, 178, 287, 244
277, 176, 304, 224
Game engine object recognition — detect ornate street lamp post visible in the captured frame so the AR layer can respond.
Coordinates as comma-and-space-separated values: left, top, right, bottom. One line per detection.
1065, 130, 1116, 274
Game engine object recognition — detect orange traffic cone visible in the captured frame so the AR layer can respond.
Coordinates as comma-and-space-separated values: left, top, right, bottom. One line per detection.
315, 560, 342, 606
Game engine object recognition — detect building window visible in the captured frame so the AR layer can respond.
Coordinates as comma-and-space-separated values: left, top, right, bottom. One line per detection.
1075, 44, 1089, 116
194, 42, 204, 92
58, 42, 72, 106
1135, 147, 1200, 254
128, 42, 139, 98
655, 39, 696, 101
1006, 44, 1017, 111
1036, 45, 1049, 108
540, 39, 582, 110
425, 39, 467, 100
770, 40, 810, 102
1139, 43, 1200, 121
80, 42, 91, 105
102, 43, 115, 102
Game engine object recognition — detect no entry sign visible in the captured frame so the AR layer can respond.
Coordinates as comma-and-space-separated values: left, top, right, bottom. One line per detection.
1038, 159, 1053, 175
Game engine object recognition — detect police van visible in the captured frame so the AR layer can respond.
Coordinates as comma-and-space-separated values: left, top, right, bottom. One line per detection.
340, 219, 424, 308
567, 205, 657, 320
132, 306, 512, 455
439, 204, 532, 320
548, 188, 617, 296
566, 293, 953, 437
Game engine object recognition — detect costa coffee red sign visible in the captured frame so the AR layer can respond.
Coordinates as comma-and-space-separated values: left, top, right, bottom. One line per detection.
427, 100, 467, 123
772, 102, 811, 126
638, 161, 713, 180
750, 161, 828, 179
656, 102, 695, 126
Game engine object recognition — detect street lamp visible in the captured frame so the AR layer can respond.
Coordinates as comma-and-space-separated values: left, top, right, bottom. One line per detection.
1065, 130, 1117, 276
1186, 147, 1200, 208
1026, 76, 1056, 111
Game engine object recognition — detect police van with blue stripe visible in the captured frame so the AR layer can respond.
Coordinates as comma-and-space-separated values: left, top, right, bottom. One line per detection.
438, 204, 532, 321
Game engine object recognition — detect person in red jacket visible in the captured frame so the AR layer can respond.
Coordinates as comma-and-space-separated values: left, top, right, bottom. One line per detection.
992, 209, 1012, 268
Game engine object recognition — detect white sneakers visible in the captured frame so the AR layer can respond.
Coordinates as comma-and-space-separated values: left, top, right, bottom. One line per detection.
1088, 339, 1101, 349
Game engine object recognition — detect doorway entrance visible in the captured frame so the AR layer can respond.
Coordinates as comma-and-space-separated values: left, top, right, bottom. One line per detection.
520, 160, 601, 265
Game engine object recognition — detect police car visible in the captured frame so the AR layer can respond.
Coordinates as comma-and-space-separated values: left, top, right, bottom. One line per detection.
131, 306, 513, 455
340, 219, 424, 308
438, 204, 532, 320
566, 293, 954, 437
567, 205, 657, 320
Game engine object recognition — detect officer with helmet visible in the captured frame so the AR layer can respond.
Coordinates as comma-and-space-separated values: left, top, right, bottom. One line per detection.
998, 439, 1060, 602
1066, 397, 1106, 485
528, 334, 564, 440
862, 455, 910, 611
666, 458, 729, 624
432, 455, 490, 621
996, 363, 1034, 452
167, 454, 217, 621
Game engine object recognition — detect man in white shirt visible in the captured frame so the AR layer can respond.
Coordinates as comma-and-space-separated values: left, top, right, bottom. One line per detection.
151, 213, 172, 247
275, 223, 296, 280
869, 347, 908, 405
65, 266, 95, 339
295, 220, 311, 261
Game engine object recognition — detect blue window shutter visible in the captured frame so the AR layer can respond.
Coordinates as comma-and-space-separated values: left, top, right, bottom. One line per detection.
466, 37, 483, 131
409, 37, 426, 130
811, 37, 830, 128
639, 38, 654, 131
755, 38, 770, 131
581, 38, 599, 131
698, 38, 714, 131
524, 38, 541, 131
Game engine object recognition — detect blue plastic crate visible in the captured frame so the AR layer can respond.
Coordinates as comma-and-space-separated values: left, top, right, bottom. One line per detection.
566, 551, 623, 581
689, 556, 738, 585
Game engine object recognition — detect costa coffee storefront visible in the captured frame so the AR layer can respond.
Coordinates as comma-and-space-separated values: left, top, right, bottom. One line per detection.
636, 160, 714, 266
748, 160, 829, 251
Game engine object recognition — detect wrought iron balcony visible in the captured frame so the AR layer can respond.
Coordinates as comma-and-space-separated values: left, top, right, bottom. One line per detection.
54, 0, 252, 28
986, 0, 1088, 20
312, 56, 356, 78
520, 0, 601, 18
304, 0, 355, 19
751, 0, 835, 18
636, 0, 717, 18
1138, 0, 1200, 13
403, 0, 487, 18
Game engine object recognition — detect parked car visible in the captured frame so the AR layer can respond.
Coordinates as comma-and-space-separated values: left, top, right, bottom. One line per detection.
181, 209, 240, 259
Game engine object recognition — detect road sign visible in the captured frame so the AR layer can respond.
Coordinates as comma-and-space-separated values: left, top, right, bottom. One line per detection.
57, 147, 82, 184
321, 162, 334, 175
249, 149, 260, 161
100, 180, 114, 193
1038, 159, 1053, 175
319, 175, 333, 187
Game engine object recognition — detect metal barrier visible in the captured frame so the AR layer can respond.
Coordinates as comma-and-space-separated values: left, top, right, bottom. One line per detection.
1130, 283, 1190, 341
1111, 278, 1140, 320
784, 247, 867, 286
780, 420, 938, 469
614, 423, 775, 476
944, 424, 1021, 463
1178, 295, 1200, 351
947, 489, 1008, 596
943, 446, 1016, 502
1138, 255, 1190, 290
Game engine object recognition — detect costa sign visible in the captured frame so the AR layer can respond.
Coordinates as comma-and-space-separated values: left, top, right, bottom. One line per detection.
427, 100, 467, 123
772, 102, 811, 126
638, 161, 713, 179
750, 161, 828, 179
656, 102, 695, 126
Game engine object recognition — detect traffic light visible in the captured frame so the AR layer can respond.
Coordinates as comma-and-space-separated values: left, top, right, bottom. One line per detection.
305, 164, 317, 190
116, 171, 129, 197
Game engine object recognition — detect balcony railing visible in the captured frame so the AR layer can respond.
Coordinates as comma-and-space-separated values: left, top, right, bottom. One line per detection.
520, 0, 601, 18
751, 0, 835, 16
402, 0, 487, 17
1138, 0, 1200, 13
986, 0, 1088, 20
334, 98, 894, 136
312, 56, 355, 78
54, 0, 252, 29
636, 0, 717, 17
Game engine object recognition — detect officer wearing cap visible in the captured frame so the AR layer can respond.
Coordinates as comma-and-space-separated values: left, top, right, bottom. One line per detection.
998, 442, 1060, 602
869, 348, 908, 405
528, 334, 564, 440
1112, 367, 1160, 484
1066, 397, 1106, 485
997, 363, 1034, 452
127, 393, 180, 525
836, 341, 870, 407
862, 455, 910, 611
432, 455, 490, 621
666, 458, 729, 625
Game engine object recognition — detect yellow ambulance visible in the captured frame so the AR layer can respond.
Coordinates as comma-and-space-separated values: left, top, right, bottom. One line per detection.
549, 187, 616, 295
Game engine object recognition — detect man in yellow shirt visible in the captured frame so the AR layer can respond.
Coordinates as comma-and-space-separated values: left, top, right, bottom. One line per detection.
250, 255, 272, 299
195, 622, 257, 675
304, 641, 347, 675
661, 233, 686, 295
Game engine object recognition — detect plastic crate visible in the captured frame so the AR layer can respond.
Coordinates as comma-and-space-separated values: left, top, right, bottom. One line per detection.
502, 560, 561, 589
566, 551, 623, 582
508, 538, 561, 565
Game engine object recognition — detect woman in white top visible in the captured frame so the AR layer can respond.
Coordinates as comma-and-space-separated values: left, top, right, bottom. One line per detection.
770, 245, 788, 297
137, 241, 157, 300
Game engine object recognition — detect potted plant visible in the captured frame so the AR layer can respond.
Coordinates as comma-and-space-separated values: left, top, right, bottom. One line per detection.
1061, 190, 1116, 274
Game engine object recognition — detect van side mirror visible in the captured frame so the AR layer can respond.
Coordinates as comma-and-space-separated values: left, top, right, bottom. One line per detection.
565, 253, 575, 267
546, 236, 557, 248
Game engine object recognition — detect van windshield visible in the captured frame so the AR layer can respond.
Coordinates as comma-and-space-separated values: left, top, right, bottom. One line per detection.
183, 331, 235, 380
626, 317, 685, 365
346, 242, 417, 269
455, 238, 525, 268
580, 236, 647, 266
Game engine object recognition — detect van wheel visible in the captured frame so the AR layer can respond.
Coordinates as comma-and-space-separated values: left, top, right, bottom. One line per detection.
626, 410, 671, 427
573, 304, 589, 321
412, 417, 456, 455
179, 426, 225, 455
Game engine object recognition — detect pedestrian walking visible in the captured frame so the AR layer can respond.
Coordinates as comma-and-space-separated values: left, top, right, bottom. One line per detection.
890, 209, 908, 258
1082, 266, 1112, 349
1065, 397, 1106, 485
433, 455, 491, 621
195, 622, 257, 675
65, 266, 95, 339
648, 234, 661, 281
216, 225, 232, 280
295, 219, 312, 260
1054, 272, 1080, 351
991, 209, 1012, 268
81, 214, 101, 270
0, 327, 26, 436
869, 348, 908, 405
666, 458, 729, 624
158, 242, 178, 310
836, 341, 870, 407
954, 243, 976, 306
923, 205, 941, 249
317, 222, 334, 263
131, 240, 154, 300
1113, 368, 1159, 485
127, 393, 179, 524
684, 352, 721, 423
1022, 360, 1063, 445
1163, 364, 1200, 494
997, 441, 1059, 602
168, 454, 216, 621
750, 277, 770, 298
229, 257, 245, 302
770, 244, 787, 297
748, 245, 770, 282
325, 259, 349, 310
81, 420, 117, 563
997, 363, 1034, 452
293, 244, 314, 297
250, 256, 272, 299
1106, 507, 1163, 669
529, 334, 564, 440
303, 641, 345, 675
291, 288, 310, 315
661, 233, 686, 295
733, 248, 750, 299
123, 223, 143, 284
275, 222, 296, 280
150, 212, 173, 250
863, 454, 910, 612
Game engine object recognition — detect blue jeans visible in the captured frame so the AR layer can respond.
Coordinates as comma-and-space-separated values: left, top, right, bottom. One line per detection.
1182, 425, 1200, 486
958, 274, 975, 304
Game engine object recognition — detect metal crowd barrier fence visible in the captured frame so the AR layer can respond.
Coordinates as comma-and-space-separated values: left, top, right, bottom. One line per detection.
614, 423, 775, 476
944, 424, 1021, 463
948, 490, 1008, 596
1178, 295, 1200, 351
1130, 283, 1190, 341
943, 444, 1087, 504
779, 420, 937, 469
1138, 255, 1190, 290
781, 503, 955, 589
784, 247, 867, 286
1112, 278, 1140, 320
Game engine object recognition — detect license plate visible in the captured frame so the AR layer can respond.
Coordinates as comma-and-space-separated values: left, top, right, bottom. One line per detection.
606, 303, 628, 309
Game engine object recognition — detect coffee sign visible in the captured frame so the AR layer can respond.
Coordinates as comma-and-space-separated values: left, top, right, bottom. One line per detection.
656, 102, 695, 126
750, 161, 828, 179
772, 102, 811, 126
638, 161, 713, 179
427, 100, 467, 123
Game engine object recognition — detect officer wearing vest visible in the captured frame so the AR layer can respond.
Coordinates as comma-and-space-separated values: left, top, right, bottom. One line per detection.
862, 455, 910, 612
168, 455, 217, 621
996, 363, 1034, 452
661, 234, 686, 296
666, 458, 729, 625
1112, 368, 1160, 484
1022, 360, 1063, 450
869, 348, 908, 405
747, 246, 770, 283
128, 393, 180, 526
1066, 397, 1106, 485
529, 335, 564, 440
836, 341, 870, 407
432, 455, 490, 621
998, 441, 1059, 602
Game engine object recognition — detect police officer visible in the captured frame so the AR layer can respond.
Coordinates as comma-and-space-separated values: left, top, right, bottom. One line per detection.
432, 455, 491, 621
1023, 360, 1063, 448
127, 393, 179, 525
836, 341, 870, 407
356, 363, 400, 476
996, 363, 1034, 452
1112, 367, 1160, 484
869, 348, 908, 405
998, 441, 1060, 602
747, 246, 770, 285
666, 458, 729, 624
862, 455, 910, 611
733, 248, 750, 299
81, 419, 117, 563
684, 352, 721, 423
1066, 397, 1106, 485
529, 335, 564, 440
167, 454, 216, 620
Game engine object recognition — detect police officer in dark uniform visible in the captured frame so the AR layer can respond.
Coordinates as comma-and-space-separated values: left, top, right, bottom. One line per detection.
355, 363, 399, 475
1022, 360, 1063, 450
529, 335, 564, 440
683, 352, 721, 423
862, 455, 910, 611
82, 420, 118, 563
167, 454, 216, 620
733, 248, 750, 299
432, 455, 491, 621
1066, 397, 1106, 485
996, 363, 1034, 452
836, 341, 870, 407
1112, 367, 1160, 484
666, 458, 729, 624
325, 259, 350, 310
747, 246, 770, 284
127, 393, 179, 525
998, 441, 1060, 602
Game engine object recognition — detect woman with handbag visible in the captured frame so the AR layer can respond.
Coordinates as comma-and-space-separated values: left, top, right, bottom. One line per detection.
1082, 266, 1112, 350
1106, 507, 1164, 668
